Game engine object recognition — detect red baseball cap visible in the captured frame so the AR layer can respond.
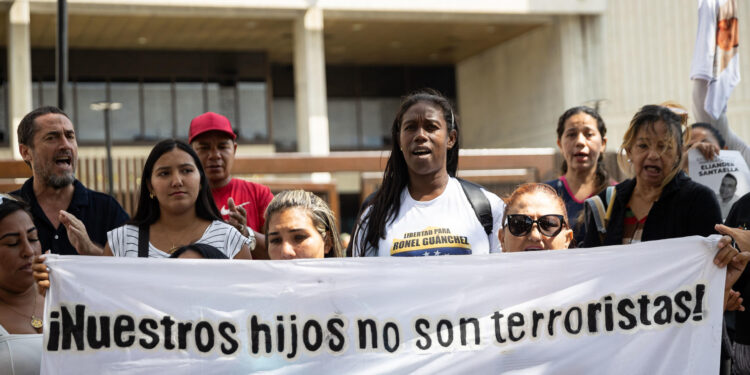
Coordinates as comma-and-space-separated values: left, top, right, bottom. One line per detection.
188, 112, 237, 144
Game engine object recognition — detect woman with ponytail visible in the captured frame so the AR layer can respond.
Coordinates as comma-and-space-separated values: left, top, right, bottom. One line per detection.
545, 106, 611, 245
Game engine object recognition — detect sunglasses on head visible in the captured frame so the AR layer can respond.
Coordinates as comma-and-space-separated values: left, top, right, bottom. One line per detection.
505, 214, 566, 237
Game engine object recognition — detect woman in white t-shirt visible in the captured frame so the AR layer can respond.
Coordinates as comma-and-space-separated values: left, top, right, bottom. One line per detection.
351, 90, 504, 257
102, 139, 253, 259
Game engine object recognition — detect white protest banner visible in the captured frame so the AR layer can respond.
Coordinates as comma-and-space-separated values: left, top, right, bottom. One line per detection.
42, 236, 725, 374
689, 148, 750, 219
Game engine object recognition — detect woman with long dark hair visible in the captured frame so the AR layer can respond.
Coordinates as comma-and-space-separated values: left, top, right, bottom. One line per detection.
545, 106, 611, 245
103, 139, 253, 258
351, 90, 505, 257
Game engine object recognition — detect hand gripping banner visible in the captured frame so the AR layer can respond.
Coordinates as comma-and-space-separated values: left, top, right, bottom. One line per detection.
42, 236, 726, 374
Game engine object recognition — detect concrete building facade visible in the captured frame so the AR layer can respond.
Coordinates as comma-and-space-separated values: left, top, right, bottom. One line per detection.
0, 0, 747, 163
459, 0, 750, 150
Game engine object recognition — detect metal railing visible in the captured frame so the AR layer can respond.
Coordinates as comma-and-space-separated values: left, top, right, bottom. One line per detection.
0, 149, 568, 220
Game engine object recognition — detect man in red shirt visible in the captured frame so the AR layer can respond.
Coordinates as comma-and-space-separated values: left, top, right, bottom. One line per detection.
189, 112, 274, 259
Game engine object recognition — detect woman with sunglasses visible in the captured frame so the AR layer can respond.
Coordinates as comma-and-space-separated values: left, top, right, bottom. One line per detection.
499, 183, 573, 252
582, 105, 721, 247
351, 90, 504, 257
0, 195, 44, 375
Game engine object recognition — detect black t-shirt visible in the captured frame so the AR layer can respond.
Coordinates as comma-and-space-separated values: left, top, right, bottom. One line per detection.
12, 178, 129, 255
725, 192, 750, 344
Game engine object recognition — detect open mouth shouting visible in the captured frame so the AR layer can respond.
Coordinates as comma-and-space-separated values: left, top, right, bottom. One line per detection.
411, 147, 432, 158
643, 164, 663, 176
54, 153, 74, 170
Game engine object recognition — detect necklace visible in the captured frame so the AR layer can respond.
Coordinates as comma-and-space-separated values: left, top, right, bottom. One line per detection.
158, 222, 206, 254
166, 232, 203, 254
1, 291, 42, 329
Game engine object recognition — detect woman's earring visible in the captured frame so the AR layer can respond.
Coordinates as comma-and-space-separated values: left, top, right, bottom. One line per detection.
627, 159, 632, 163
149, 192, 154, 199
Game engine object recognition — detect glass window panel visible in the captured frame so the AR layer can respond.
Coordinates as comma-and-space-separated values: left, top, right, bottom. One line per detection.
40, 82, 74, 109
75, 83, 107, 142
361, 98, 399, 148
33, 82, 75, 123
175, 83, 204, 139
142, 83, 173, 140
328, 98, 358, 150
32, 82, 40, 109
0, 84, 6, 145
271, 98, 296, 152
206, 83, 220, 114
109, 83, 141, 141
237, 82, 268, 141
206, 83, 238, 136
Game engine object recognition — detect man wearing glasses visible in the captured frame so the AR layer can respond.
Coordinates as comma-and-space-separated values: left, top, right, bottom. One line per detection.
11, 107, 129, 255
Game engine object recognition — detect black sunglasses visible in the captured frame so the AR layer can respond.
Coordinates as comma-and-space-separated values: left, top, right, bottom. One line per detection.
505, 214, 566, 237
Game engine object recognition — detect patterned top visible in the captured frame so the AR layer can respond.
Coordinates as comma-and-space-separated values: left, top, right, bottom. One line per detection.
622, 207, 647, 244
107, 220, 252, 258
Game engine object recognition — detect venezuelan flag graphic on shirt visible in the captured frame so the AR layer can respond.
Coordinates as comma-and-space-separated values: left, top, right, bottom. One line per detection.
390, 227, 471, 256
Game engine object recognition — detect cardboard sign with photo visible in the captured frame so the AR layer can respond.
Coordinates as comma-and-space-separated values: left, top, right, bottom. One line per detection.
688, 148, 750, 220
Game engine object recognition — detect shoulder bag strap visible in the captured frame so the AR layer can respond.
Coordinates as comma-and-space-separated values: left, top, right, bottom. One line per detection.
458, 178, 493, 237
137, 224, 150, 258
604, 186, 617, 222
584, 196, 607, 235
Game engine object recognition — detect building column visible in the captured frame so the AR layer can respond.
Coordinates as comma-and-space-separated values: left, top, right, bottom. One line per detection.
558, 15, 605, 109
8, 0, 32, 159
293, 6, 329, 156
